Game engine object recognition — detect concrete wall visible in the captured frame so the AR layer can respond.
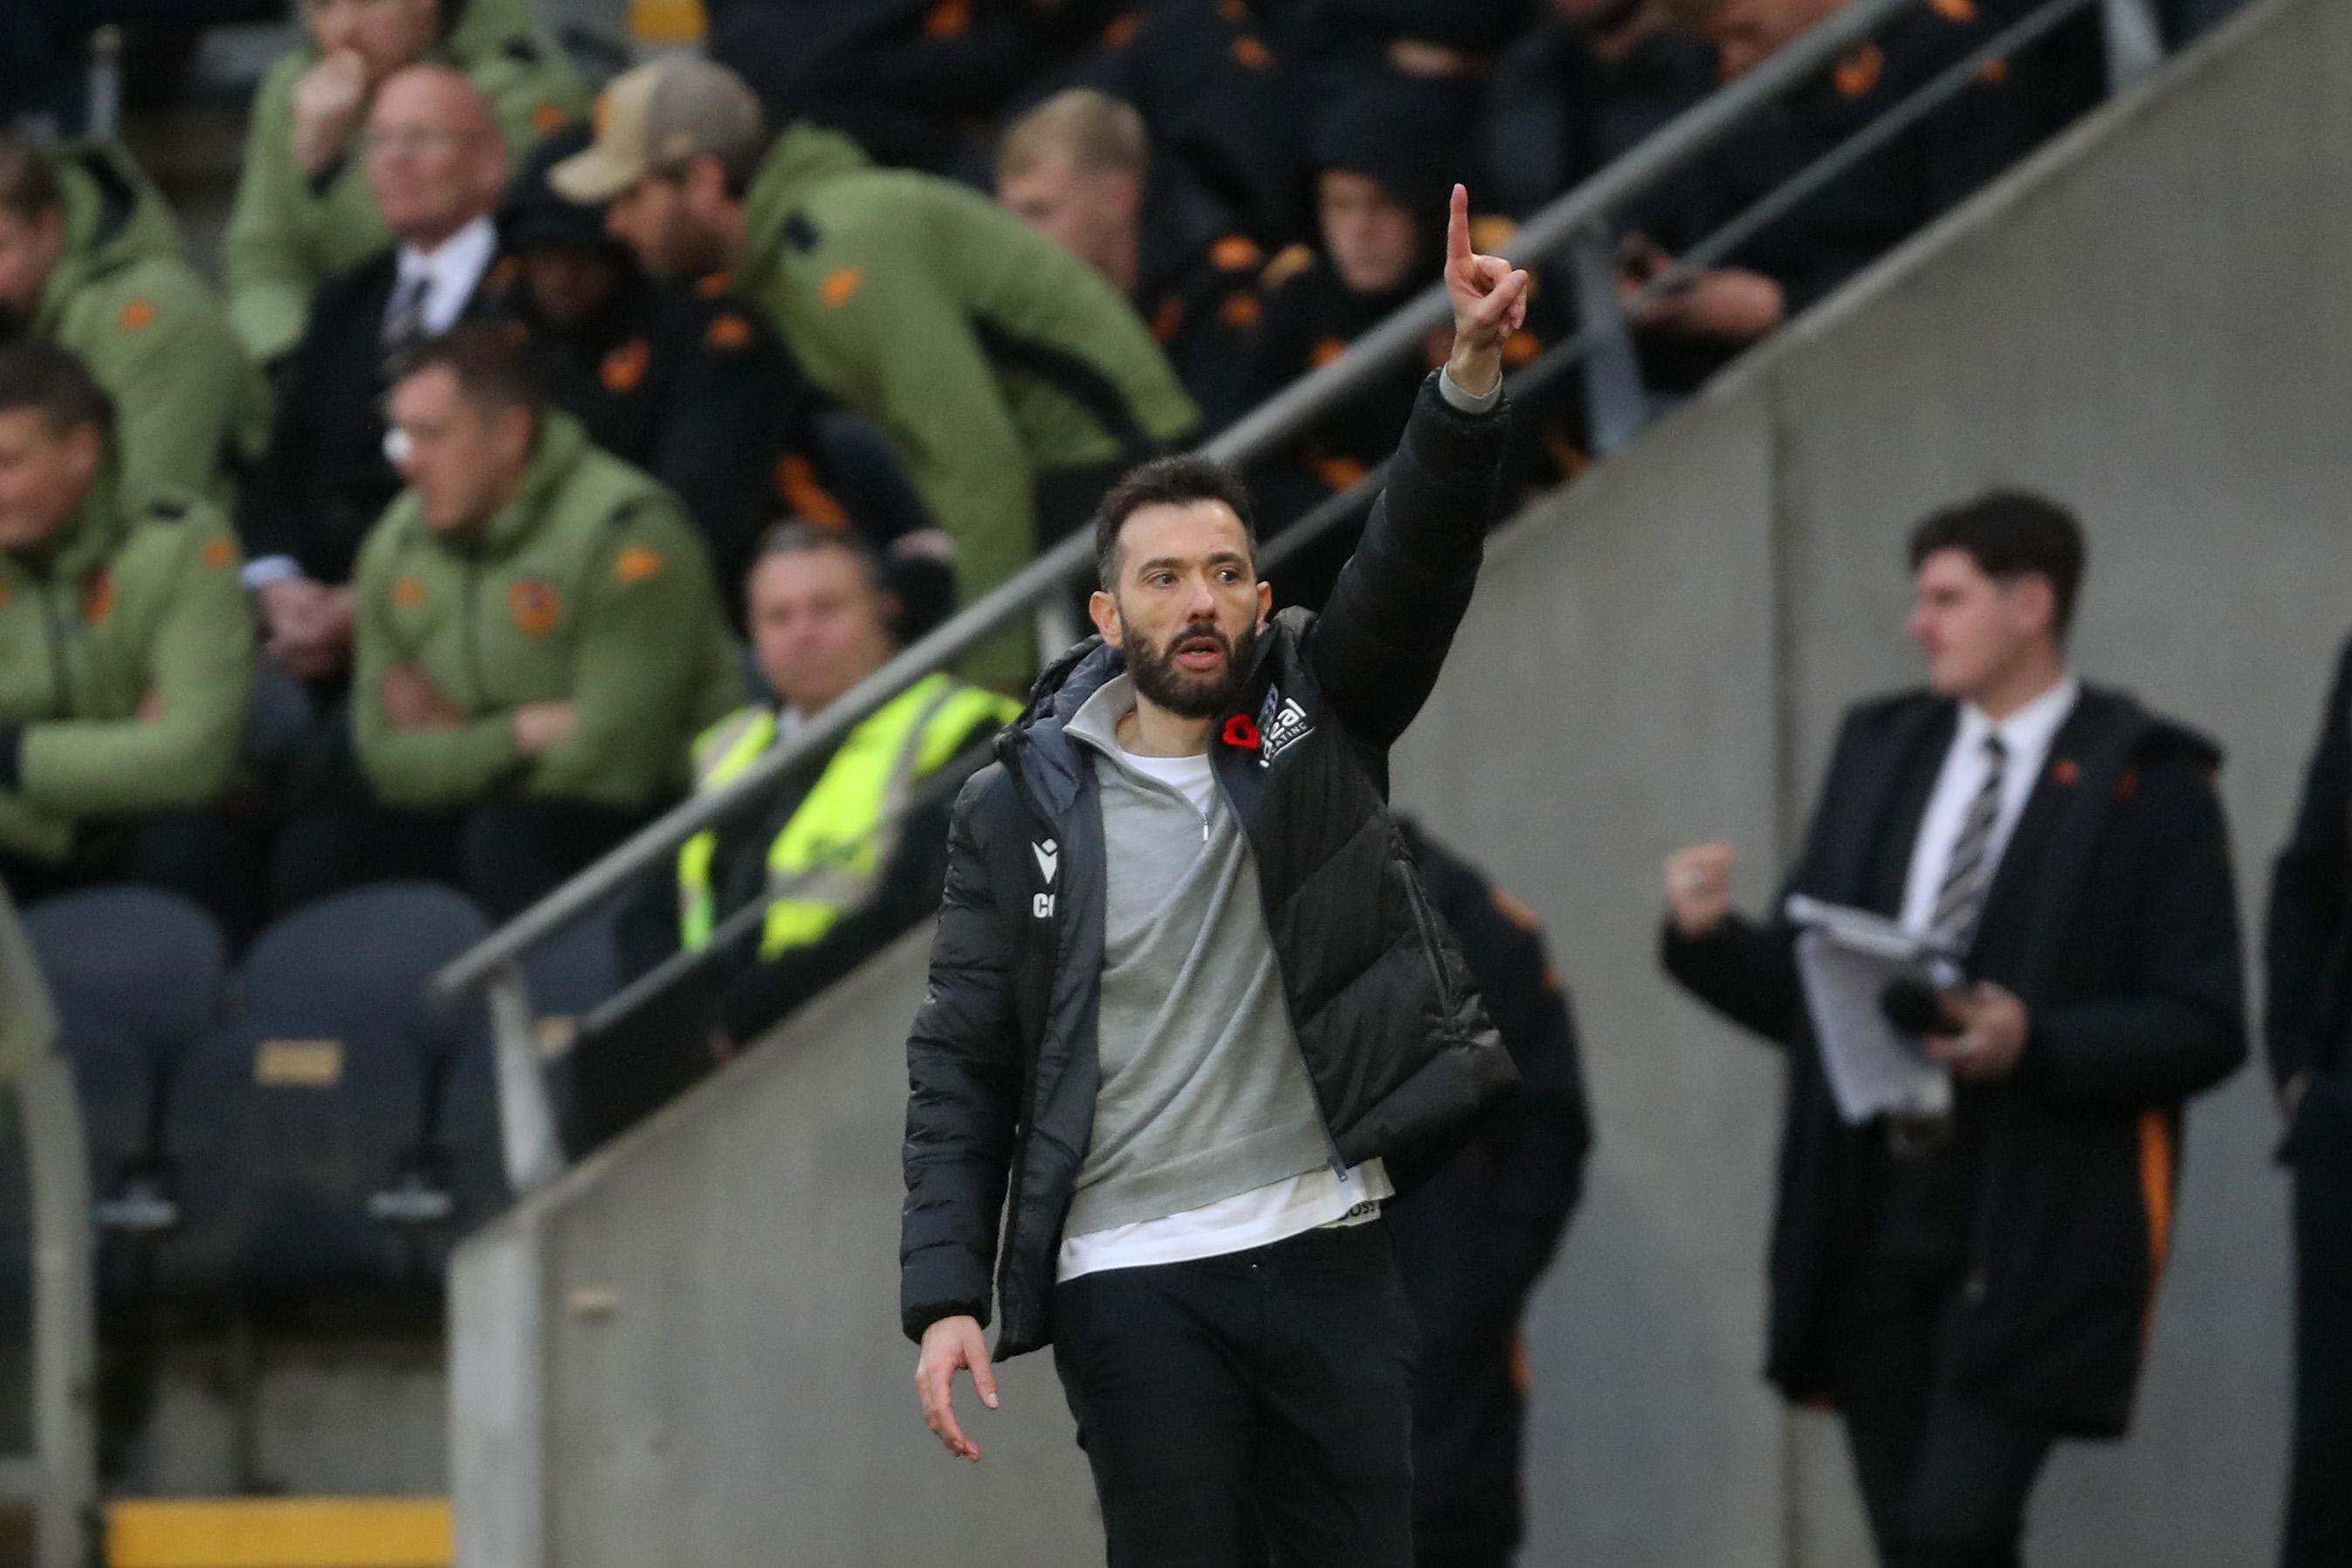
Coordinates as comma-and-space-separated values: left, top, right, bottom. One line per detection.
451, 0, 2352, 1559
1393, 0, 2352, 1560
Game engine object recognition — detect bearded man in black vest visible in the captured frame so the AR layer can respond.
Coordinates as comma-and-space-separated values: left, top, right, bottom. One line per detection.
898, 187, 1528, 1567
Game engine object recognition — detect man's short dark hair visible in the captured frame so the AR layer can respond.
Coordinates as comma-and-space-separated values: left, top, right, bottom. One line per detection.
1095, 455, 1256, 588
0, 339, 113, 439
392, 322, 544, 416
1907, 490, 2087, 636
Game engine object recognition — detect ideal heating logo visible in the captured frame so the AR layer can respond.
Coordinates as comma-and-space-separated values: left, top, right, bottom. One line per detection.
1256, 687, 1314, 768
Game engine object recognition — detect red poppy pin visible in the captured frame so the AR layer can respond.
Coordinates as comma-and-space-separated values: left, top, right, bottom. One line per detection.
2052, 759, 2080, 786
1222, 714, 1261, 750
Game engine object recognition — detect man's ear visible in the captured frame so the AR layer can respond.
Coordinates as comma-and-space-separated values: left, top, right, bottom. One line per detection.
495, 403, 536, 465
1256, 580, 1273, 627
2011, 573, 2058, 638
62, 422, 103, 490
1090, 589, 1123, 645
686, 152, 732, 215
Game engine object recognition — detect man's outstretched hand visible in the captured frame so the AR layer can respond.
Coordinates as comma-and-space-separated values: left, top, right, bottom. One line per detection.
916, 1314, 999, 1462
1444, 184, 1530, 400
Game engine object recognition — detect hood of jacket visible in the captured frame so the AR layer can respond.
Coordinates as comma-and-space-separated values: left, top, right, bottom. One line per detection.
738, 121, 877, 294
34, 143, 183, 333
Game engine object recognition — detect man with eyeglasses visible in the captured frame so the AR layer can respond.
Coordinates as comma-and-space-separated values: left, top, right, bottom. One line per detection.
224, 0, 582, 366
240, 65, 530, 912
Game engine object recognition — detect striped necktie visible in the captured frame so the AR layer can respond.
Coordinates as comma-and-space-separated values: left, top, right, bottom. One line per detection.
1929, 733, 2008, 950
382, 271, 430, 359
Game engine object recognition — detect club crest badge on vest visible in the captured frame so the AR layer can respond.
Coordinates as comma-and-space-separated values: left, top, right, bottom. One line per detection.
509, 578, 561, 636
1256, 687, 1313, 768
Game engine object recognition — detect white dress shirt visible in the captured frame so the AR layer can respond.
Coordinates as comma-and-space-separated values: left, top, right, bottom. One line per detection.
1897, 674, 2081, 938
385, 213, 499, 340
245, 217, 502, 590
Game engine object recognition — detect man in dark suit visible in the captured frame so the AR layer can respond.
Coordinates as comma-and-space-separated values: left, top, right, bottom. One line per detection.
237, 63, 514, 691
2264, 638, 2352, 1568
1660, 492, 2244, 1568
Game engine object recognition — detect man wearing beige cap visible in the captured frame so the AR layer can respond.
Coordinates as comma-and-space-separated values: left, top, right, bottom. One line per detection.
553, 56, 1199, 687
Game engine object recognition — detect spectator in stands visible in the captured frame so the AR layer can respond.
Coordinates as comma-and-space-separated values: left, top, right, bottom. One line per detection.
1239, 76, 1465, 535
1005, 1, 1301, 259
1234, 74, 1590, 605
1484, 0, 1720, 220
501, 126, 856, 621
335, 325, 739, 920
0, 135, 268, 507
709, 0, 1118, 178
1388, 816, 1592, 1568
0, 340, 255, 935
225, 0, 583, 365
551, 56, 1199, 687
588, 523, 1016, 1152
996, 88, 1262, 430
240, 64, 512, 693
1622, 0, 2042, 353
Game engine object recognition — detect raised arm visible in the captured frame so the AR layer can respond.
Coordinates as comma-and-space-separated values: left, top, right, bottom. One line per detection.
1310, 187, 1526, 748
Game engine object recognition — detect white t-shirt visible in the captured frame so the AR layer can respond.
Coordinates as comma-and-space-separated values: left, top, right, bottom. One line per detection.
1056, 741, 1390, 1284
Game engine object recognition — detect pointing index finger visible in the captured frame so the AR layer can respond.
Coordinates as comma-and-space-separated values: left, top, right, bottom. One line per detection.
1446, 183, 1471, 272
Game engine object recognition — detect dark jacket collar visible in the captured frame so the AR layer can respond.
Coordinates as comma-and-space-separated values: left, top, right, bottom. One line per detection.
1003, 620, 1293, 824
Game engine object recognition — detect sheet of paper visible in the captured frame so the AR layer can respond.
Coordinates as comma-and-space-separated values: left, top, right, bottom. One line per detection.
1785, 897, 1957, 1125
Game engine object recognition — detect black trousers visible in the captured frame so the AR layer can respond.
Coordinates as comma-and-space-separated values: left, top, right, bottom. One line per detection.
1409, 1334, 1525, 1568
1831, 1259, 2055, 1568
267, 707, 657, 922
1051, 1221, 1420, 1568
2285, 1076, 2352, 1568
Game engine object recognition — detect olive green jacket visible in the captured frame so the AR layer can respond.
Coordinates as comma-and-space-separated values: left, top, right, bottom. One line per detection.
0, 469, 254, 862
350, 411, 741, 811
33, 142, 270, 510
737, 125, 1197, 677
224, 0, 586, 363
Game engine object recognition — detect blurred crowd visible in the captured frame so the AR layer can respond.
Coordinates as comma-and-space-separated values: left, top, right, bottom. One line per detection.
0, 0, 2243, 1048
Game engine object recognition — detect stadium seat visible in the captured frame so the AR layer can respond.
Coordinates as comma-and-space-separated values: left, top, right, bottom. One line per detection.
154, 884, 499, 1298
20, 888, 228, 1241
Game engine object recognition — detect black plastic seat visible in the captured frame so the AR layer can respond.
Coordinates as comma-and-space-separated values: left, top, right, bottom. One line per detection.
21, 888, 228, 1240
155, 884, 498, 1297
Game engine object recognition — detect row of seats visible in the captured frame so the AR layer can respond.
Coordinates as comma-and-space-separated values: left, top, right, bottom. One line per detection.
4, 884, 620, 1300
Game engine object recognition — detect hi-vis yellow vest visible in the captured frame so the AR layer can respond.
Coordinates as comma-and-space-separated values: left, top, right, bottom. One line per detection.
676, 674, 1017, 960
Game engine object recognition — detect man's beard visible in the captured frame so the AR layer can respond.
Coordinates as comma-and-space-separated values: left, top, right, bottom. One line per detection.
1122, 613, 1257, 719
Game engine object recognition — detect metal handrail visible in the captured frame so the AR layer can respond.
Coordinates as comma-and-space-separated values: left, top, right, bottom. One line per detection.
434, 0, 2162, 1195
429, 0, 1935, 1010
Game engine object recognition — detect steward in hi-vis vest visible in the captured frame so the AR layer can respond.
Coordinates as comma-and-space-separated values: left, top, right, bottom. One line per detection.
665, 524, 1015, 1049
678, 671, 1016, 968
584, 523, 1011, 1158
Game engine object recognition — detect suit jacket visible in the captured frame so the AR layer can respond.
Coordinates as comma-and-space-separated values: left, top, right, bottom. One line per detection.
238, 250, 506, 588
1664, 684, 2245, 1436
